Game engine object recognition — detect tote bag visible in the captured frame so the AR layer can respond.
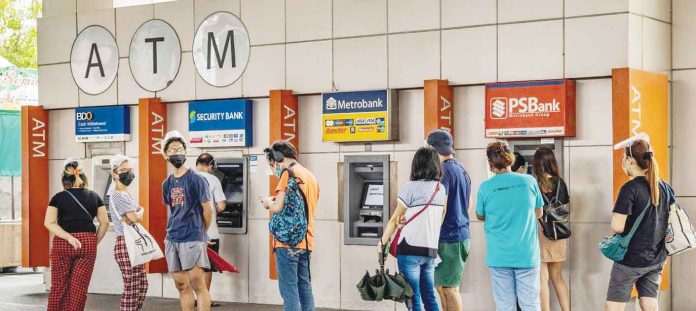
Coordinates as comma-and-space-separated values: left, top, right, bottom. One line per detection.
110, 203, 164, 267
665, 203, 696, 255
123, 222, 164, 267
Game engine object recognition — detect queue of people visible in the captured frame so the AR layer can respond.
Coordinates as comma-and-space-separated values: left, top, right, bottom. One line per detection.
40, 128, 678, 311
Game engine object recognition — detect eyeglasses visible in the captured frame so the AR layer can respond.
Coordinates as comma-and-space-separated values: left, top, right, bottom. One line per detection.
166, 148, 186, 155
115, 168, 134, 174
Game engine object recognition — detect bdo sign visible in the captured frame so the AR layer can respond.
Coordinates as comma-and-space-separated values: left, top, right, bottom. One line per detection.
75, 106, 131, 142
188, 99, 253, 147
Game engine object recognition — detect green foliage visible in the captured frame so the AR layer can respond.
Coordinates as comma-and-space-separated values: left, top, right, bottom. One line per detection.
0, 0, 41, 68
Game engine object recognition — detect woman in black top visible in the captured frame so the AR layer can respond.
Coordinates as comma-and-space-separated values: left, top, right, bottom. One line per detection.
43, 159, 109, 311
532, 148, 570, 311
605, 138, 673, 311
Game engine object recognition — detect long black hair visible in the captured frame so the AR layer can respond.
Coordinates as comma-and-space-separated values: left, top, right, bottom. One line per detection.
410, 147, 443, 181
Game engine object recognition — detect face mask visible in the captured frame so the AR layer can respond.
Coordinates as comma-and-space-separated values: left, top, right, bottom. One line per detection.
118, 171, 135, 186
168, 154, 186, 169
274, 163, 283, 178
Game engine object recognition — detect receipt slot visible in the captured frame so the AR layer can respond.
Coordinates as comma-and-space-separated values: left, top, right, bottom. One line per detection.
344, 155, 390, 245
508, 139, 564, 175
214, 158, 248, 234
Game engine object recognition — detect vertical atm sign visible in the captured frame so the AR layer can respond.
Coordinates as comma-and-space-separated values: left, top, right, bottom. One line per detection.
485, 79, 576, 138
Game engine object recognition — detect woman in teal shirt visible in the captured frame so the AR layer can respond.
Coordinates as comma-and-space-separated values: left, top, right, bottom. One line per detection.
475, 142, 544, 311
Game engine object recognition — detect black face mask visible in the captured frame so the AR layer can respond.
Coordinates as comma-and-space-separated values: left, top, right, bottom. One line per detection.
118, 171, 135, 186
168, 154, 186, 169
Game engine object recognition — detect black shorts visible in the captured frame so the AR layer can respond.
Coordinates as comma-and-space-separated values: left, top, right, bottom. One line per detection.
204, 239, 220, 272
606, 262, 664, 302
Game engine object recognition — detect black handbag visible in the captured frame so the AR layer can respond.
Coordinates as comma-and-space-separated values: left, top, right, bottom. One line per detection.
538, 180, 571, 240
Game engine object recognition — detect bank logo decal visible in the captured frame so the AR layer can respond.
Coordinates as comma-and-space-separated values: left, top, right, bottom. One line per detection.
490, 98, 507, 119
326, 97, 337, 110
189, 111, 197, 123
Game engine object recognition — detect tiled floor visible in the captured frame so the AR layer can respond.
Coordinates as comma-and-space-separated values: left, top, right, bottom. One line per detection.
0, 270, 342, 311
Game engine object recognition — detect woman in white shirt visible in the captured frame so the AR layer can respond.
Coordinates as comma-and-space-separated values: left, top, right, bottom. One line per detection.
380, 147, 447, 311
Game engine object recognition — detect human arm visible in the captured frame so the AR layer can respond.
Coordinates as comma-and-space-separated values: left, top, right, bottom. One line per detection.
95, 206, 110, 244
44, 206, 82, 249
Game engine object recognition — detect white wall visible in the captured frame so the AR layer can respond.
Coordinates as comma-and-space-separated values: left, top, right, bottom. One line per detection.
36, 0, 680, 310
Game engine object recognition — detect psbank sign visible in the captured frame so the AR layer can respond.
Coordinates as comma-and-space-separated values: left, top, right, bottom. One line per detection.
485, 80, 576, 138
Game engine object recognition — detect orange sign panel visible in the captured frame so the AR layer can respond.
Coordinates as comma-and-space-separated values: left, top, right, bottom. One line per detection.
21, 106, 50, 267
138, 97, 168, 273
424, 80, 454, 138
611, 68, 670, 293
268, 90, 299, 279
485, 79, 576, 138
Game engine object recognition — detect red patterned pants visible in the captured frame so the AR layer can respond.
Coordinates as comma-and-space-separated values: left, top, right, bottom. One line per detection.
48, 232, 97, 311
114, 235, 149, 311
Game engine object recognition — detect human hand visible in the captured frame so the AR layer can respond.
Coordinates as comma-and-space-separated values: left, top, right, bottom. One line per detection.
67, 236, 82, 250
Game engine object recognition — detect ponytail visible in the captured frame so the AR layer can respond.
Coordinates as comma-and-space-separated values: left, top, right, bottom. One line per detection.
62, 166, 87, 189
646, 157, 660, 206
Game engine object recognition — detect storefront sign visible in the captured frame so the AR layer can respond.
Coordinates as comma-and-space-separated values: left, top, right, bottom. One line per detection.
188, 99, 253, 147
321, 90, 399, 142
484, 79, 576, 138
129, 19, 181, 92
268, 90, 299, 280
0, 67, 38, 110
193, 12, 250, 87
70, 25, 119, 95
21, 105, 49, 267
138, 97, 168, 273
612, 68, 670, 292
74, 106, 131, 142
424, 80, 454, 138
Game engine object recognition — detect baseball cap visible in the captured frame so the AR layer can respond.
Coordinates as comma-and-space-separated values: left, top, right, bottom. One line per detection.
161, 130, 187, 154
427, 129, 455, 156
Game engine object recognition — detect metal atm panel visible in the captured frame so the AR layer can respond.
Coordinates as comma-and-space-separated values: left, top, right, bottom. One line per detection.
508, 138, 564, 175
344, 155, 390, 245
214, 158, 247, 234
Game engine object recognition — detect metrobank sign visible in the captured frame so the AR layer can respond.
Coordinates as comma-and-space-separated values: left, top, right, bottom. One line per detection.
69, 11, 250, 95
321, 90, 399, 142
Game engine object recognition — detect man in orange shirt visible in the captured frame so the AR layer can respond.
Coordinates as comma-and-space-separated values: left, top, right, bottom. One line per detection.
259, 140, 319, 311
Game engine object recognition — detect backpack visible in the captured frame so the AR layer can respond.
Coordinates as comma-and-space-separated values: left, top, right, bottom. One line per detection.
269, 167, 309, 248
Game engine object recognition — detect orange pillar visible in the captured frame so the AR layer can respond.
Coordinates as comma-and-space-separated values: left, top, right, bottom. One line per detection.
21, 106, 50, 267
424, 79, 454, 138
612, 68, 670, 293
138, 98, 169, 273
268, 90, 299, 279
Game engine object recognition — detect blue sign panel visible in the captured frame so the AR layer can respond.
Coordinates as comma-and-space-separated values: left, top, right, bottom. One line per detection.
322, 90, 388, 114
188, 99, 253, 147
74, 106, 131, 142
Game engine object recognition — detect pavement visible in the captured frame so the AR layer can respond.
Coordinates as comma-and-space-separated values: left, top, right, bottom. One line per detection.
0, 269, 342, 311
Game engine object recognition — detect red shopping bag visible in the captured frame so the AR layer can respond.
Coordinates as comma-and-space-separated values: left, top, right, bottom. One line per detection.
206, 248, 240, 273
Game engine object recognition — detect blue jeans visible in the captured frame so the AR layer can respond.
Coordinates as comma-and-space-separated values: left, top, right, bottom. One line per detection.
489, 266, 541, 311
274, 248, 314, 311
397, 255, 440, 311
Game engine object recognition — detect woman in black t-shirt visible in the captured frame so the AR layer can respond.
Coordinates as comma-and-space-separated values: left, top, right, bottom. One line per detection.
605, 139, 673, 311
43, 159, 109, 311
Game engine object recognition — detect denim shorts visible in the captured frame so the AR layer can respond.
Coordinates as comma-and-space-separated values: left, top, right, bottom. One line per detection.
606, 262, 664, 303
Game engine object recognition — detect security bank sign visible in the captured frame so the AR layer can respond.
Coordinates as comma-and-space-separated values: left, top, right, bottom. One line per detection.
322, 90, 399, 142
74, 106, 131, 142
188, 99, 253, 147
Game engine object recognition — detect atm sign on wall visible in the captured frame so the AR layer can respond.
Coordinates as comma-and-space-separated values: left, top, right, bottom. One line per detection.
485, 80, 576, 138
321, 90, 399, 142
74, 106, 131, 142
188, 99, 253, 147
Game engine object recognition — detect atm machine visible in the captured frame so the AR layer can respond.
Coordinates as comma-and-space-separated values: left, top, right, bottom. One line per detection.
86, 155, 115, 222
343, 155, 390, 245
213, 157, 248, 234
508, 139, 564, 175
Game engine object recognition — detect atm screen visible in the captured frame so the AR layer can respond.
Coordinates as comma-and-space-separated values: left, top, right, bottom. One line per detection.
360, 182, 384, 208
216, 163, 245, 229
104, 177, 113, 222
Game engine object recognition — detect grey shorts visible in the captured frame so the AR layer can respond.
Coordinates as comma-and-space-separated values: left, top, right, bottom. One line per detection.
165, 240, 211, 272
607, 262, 664, 302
